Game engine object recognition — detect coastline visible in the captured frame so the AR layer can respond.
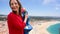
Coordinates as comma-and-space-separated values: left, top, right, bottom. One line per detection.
0, 20, 60, 34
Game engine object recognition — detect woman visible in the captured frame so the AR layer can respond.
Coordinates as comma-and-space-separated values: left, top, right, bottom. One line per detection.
7, 0, 28, 34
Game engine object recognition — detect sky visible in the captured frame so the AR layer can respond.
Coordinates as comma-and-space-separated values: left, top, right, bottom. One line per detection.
0, 0, 60, 17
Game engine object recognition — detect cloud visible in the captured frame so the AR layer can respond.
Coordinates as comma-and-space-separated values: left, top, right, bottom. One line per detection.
56, 4, 60, 10
42, 0, 60, 10
42, 0, 56, 5
56, 7, 59, 10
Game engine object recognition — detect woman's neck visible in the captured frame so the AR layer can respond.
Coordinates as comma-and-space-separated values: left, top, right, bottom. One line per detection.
17, 11, 19, 15
13, 10, 19, 15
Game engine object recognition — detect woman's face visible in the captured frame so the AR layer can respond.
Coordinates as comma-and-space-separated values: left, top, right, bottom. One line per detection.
10, 0, 19, 12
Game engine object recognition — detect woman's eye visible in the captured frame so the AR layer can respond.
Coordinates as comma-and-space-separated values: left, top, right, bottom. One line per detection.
15, 3, 17, 5
11, 3, 13, 5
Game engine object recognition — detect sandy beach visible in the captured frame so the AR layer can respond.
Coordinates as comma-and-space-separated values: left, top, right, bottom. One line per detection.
29, 20, 60, 34
0, 20, 60, 34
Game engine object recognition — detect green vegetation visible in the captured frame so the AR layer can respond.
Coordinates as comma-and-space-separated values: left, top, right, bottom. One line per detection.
0, 15, 60, 21
0, 14, 7, 21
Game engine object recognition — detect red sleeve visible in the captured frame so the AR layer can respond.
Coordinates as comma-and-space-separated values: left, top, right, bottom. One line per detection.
8, 14, 26, 30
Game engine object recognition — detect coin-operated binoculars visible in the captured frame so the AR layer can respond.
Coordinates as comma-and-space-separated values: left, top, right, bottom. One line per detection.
22, 9, 33, 34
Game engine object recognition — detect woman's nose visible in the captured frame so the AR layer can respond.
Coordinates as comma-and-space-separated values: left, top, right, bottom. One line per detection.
13, 4, 16, 7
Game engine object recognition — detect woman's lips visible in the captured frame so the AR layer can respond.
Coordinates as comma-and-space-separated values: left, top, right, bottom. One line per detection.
12, 7, 16, 9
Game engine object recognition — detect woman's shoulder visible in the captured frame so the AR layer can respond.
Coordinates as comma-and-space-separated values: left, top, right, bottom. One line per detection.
7, 12, 14, 17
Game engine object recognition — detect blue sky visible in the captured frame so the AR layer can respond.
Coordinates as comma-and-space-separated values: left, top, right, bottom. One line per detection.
0, 0, 60, 17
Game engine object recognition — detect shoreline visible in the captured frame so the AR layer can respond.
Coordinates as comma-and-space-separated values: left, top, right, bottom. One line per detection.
0, 20, 60, 34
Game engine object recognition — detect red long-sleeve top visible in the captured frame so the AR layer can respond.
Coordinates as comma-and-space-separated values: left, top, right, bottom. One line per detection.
7, 12, 26, 34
